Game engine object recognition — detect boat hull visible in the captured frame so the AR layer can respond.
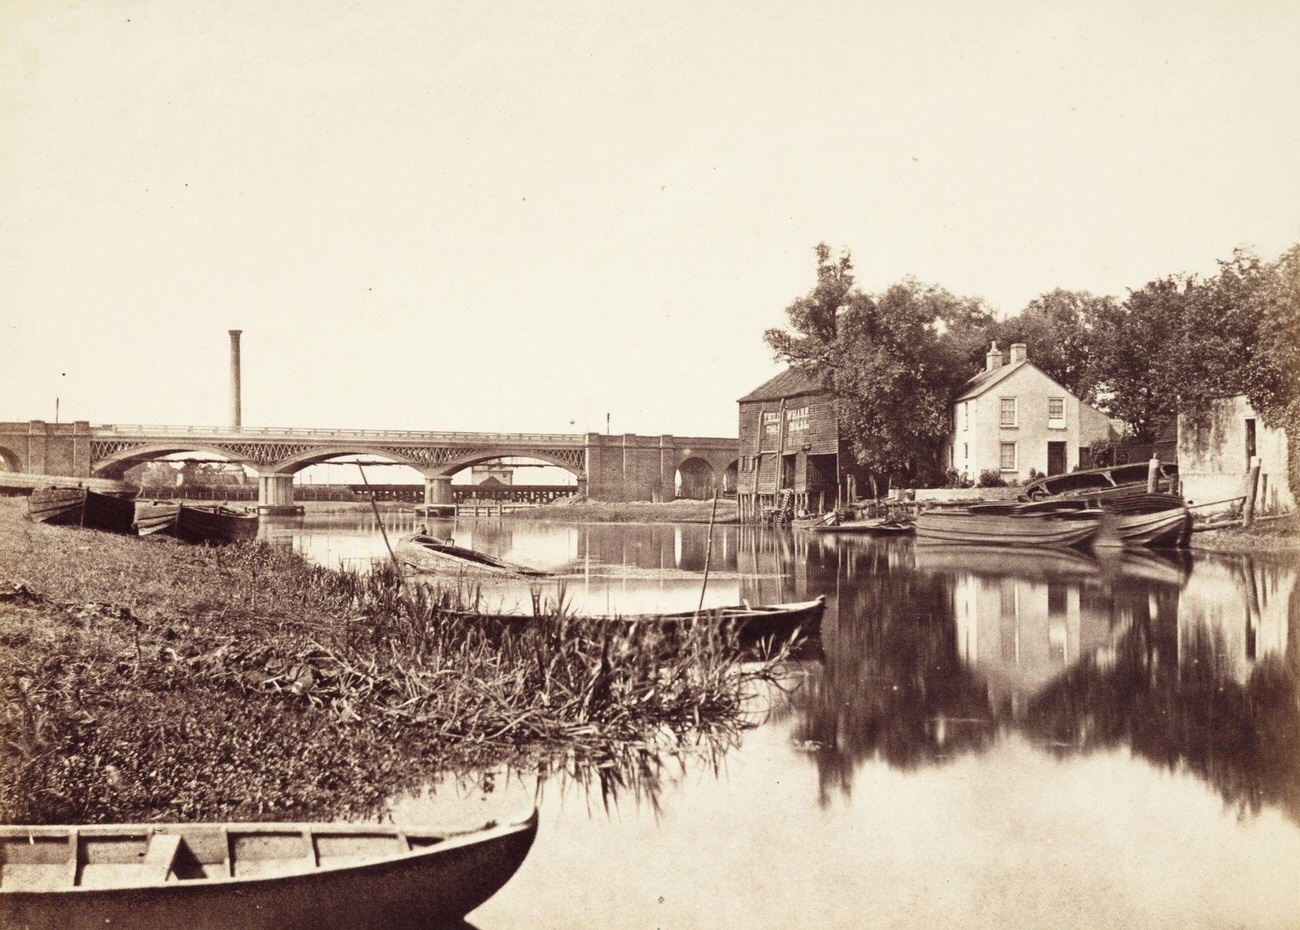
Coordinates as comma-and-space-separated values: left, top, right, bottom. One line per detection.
1113, 505, 1192, 548
173, 505, 259, 545
132, 501, 182, 537
26, 488, 87, 525
394, 534, 549, 577
0, 815, 536, 930
915, 510, 1101, 548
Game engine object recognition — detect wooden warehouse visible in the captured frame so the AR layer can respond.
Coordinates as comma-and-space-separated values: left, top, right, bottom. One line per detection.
736, 368, 869, 522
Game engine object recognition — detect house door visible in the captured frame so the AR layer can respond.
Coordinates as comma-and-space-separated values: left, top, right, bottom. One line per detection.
1047, 441, 1067, 476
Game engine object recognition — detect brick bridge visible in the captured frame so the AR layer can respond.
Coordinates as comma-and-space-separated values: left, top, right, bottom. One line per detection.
0, 421, 739, 512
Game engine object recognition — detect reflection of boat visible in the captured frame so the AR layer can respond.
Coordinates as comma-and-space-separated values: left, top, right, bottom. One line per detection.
1103, 548, 1192, 588
914, 544, 1100, 579
915, 509, 1101, 547
456, 595, 825, 646
132, 500, 182, 537
809, 518, 915, 536
173, 504, 260, 545
395, 532, 550, 577
27, 487, 136, 534
0, 811, 538, 930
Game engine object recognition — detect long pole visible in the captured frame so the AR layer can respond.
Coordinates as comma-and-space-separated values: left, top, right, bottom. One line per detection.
357, 464, 406, 586
697, 486, 720, 614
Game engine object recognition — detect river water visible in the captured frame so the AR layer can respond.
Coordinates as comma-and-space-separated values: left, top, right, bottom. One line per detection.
263, 512, 1300, 929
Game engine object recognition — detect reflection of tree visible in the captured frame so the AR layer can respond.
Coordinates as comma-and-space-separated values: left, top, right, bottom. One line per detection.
789, 550, 995, 806
1026, 583, 1300, 827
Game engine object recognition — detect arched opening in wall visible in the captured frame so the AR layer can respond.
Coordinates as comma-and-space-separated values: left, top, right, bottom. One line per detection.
675, 457, 717, 500
123, 453, 257, 501
445, 456, 578, 506
0, 446, 19, 473
292, 455, 425, 503
721, 460, 738, 495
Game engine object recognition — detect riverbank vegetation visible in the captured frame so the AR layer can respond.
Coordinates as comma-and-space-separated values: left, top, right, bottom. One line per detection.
0, 499, 784, 825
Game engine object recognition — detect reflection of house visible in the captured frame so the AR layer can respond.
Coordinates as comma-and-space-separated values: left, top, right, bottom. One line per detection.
1176, 555, 1293, 683
950, 571, 1120, 719
735, 368, 870, 519
947, 342, 1115, 481
1178, 394, 1293, 515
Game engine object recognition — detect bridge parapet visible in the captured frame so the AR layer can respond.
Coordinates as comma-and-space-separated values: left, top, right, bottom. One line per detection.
92, 424, 585, 444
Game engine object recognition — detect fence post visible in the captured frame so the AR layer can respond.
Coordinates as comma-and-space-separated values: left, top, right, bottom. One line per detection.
1147, 455, 1159, 494
1243, 456, 1262, 527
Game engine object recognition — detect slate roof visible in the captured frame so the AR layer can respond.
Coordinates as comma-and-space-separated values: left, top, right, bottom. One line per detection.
737, 368, 829, 403
955, 360, 1031, 402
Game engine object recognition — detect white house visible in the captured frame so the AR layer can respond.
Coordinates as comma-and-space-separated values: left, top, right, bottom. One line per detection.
948, 342, 1115, 482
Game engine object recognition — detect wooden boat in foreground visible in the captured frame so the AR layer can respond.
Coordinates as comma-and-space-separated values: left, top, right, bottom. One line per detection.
173, 504, 260, 545
455, 595, 826, 647
132, 500, 182, 537
0, 811, 538, 930
27, 487, 136, 534
395, 532, 550, 577
915, 508, 1101, 548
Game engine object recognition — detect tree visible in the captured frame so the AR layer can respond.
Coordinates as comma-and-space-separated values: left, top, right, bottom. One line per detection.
995, 289, 1112, 401
1242, 244, 1300, 488
763, 243, 854, 371
765, 246, 995, 484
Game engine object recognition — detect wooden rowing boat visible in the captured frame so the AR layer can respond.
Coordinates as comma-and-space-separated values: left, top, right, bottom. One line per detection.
26, 488, 137, 534
455, 595, 826, 646
0, 811, 538, 930
172, 504, 260, 545
808, 517, 915, 535
914, 508, 1101, 548
132, 500, 181, 537
969, 493, 1191, 548
394, 532, 550, 577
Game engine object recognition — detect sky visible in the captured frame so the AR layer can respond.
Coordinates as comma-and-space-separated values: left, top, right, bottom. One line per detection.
2, 1, 1299, 440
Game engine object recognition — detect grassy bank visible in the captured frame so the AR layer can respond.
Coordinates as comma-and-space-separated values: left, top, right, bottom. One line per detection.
0, 499, 782, 825
505, 498, 738, 524
1191, 513, 1300, 553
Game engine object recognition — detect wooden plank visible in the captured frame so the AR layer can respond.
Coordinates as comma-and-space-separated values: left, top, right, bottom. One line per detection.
144, 833, 182, 882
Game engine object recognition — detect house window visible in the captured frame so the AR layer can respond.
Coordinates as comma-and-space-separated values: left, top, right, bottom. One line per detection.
962, 403, 969, 431
1048, 397, 1065, 429
963, 443, 968, 463
1000, 397, 1017, 427
1000, 442, 1017, 471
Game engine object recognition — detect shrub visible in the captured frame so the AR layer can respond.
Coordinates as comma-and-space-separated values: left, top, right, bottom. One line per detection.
977, 469, 1007, 488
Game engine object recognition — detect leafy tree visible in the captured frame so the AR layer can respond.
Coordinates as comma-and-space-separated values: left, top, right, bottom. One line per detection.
995, 289, 1113, 401
763, 243, 854, 371
766, 246, 994, 484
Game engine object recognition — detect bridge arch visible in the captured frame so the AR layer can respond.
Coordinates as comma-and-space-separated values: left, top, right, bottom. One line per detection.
0, 444, 20, 472
674, 457, 718, 500
91, 442, 256, 479
267, 446, 427, 475
434, 449, 585, 480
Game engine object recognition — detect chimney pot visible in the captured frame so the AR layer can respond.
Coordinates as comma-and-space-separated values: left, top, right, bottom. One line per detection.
1010, 343, 1027, 364
985, 341, 1003, 372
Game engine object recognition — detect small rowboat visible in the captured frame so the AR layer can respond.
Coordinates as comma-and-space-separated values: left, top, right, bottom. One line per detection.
173, 504, 259, 545
394, 532, 550, 577
970, 493, 1191, 548
915, 508, 1101, 548
27, 487, 136, 534
0, 811, 538, 930
455, 595, 825, 647
132, 500, 182, 537
809, 517, 914, 536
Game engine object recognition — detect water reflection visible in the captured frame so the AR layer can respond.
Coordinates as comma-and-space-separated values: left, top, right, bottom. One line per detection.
273, 514, 1299, 829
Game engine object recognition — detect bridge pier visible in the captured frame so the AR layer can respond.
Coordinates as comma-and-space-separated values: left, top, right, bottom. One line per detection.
257, 474, 303, 515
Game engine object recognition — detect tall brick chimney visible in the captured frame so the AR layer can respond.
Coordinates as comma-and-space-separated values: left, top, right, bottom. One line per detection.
229, 330, 243, 429
1010, 343, 1027, 364
985, 341, 1003, 371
